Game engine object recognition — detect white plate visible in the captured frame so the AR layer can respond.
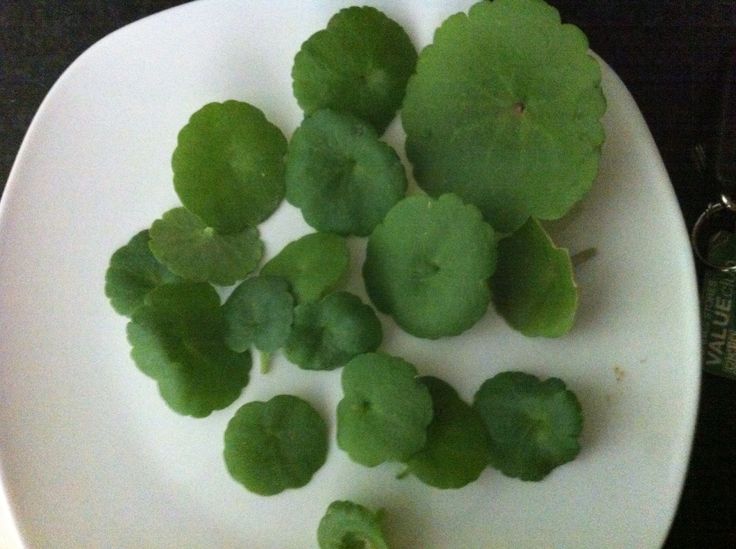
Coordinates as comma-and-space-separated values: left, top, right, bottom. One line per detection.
0, 1, 701, 547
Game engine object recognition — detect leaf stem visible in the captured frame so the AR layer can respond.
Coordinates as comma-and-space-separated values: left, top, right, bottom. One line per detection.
570, 247, 597, 267
260, 351, 272, 374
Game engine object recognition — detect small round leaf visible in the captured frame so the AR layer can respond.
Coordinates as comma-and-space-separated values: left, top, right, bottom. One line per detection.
337, 352, 433, 467
405, 376, 490, 489
172, 100, 287, 233
286, 109, 407, 236
105, 230, 181, 317
223, 276, 294, 354
473, 371, 583, 481
292, 6, 418, 133
285, 291, 383, 371
317, 500, 389, 549
223, 395, 328, 496
149, 207, 263, 286
363, 194, 495, 339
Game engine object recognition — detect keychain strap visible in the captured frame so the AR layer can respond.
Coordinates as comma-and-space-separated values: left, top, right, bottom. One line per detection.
692, 51, 736, 272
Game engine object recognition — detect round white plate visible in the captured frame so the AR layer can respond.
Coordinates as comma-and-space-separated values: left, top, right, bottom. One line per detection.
0, 1, 700, 547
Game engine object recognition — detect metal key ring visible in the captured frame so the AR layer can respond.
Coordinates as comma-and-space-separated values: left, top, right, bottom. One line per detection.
691, 195, 736, 272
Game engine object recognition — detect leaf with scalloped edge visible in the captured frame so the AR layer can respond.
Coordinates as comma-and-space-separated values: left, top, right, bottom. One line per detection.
149, 207, 263, 286
292, 6, 417, 133
402, 0, 606, 233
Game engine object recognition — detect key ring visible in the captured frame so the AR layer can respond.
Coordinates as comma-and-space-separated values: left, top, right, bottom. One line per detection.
691, 49, 736, 272
691, 194, 736, 272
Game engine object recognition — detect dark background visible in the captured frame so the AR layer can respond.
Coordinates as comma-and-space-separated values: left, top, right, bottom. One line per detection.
1, 1, 735, 547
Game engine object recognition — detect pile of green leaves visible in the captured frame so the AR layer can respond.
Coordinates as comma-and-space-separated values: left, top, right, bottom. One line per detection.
104, 0, 604, 544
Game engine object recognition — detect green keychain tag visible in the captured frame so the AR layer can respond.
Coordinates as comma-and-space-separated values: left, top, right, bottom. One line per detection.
701, 230, 736, 378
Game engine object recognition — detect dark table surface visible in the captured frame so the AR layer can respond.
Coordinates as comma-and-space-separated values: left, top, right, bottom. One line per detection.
1, 1, 735, 547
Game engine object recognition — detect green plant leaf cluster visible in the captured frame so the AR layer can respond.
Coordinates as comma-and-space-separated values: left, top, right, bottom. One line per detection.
473, 371, 583, 481
286, 109, 407, 236
285, 291, 383, 371
364, 194, 496, 339
292, 6, 418, 133
223, 394, 328, 495
126, 282, 252, 417
402, 0, 606, 234
105, 1, 599, 542
317, 500, 389, 549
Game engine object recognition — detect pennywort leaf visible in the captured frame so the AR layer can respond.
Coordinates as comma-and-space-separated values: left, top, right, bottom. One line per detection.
402, 0, 606, 233
262, 232, 349, 303
172, 100, 287, 233
363, 194, 495, 339
492, 217, 578, 337
285, 291, 383, 371
473, 371, 583, 481
337, 352, 433, 467
404, 377, 489, 489
223, 394, 328, 496
223, 275, 294, 354
105, 230, 181, 317
149, 207, 263, 286
292, 6, 418, 133
286, 109, 407, 236
317, 500, 389, 549
126, 282, 251, 418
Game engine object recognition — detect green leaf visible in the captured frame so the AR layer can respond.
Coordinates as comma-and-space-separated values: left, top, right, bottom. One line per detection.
222, 275, 294, 354
223, 394, 328, 496
172, 100, 287, 233
292, 6, 417, 133
126, 282, 251, 418
105, 230, 181, 317
285, 291, 383, 371
317, 500, 389, 549
402, 0, 606, 233
261, 232, 350, 303
363, 194, 495, 339
337, 352, 433, 467
148, 207, 263, 286
473, 371, 583, 481
404, 377, 489, 489
286, 109, 407, 236
492, 218, 577, 337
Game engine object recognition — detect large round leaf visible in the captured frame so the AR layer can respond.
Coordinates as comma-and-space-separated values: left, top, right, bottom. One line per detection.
402, 0, 606, 233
